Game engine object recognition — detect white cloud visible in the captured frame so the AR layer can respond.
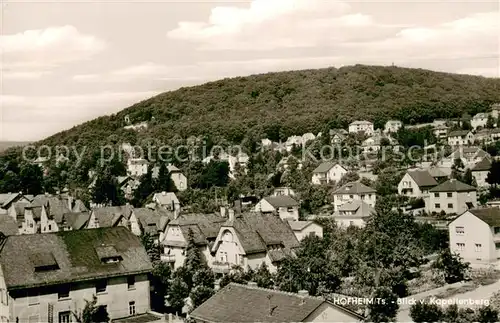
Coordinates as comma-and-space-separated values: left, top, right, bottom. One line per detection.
1, 25, 106, 77
2, 71, 50, 80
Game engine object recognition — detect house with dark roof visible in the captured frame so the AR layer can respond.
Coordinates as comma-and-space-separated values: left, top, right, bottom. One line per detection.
426, 167, 450, 183
0, 227, 152, 322
447, 130, 474, 147
398, 169, 438, 209
254, 196, 300, 221
333, 181, 376, 212
152, 191, 180, 217
161, 213, 226, 270
472, 157, 492, 188
428, 179, 477, 215
117, 175, 140, 199
189, 282, 364, 322
0, 193, 30, 217
87, 205, 134, 230
210, 211, 300, 274
311, 162, 347, 185
287, 220, 323, 241
129, 207, 174, 241
332, 200, 374, 228
329, 129, 347, 145
448, 208, 500, 264
0, 214, 19, 236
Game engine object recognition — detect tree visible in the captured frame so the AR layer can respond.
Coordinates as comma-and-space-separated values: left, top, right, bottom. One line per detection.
253, 262, 274, 288
433, 248, 470, 284
140, 232, 161, 262
337, 172, 360, 187
91, 168, 125, 206
151, 261, 172, 312
367, 287, 398, 323
167, 277, 189, 314
155, 163, 177, 192
476, 306, 499, 322
487, 160, 500, 198
486, 115, 496, 129
132, 169, 154, 207
184, 229, 207, 276
72, 295, 109, 323
19, 163, 44, 195
462, 168, 474, 186
409, 299, 443, 322
189, 285, 214, 309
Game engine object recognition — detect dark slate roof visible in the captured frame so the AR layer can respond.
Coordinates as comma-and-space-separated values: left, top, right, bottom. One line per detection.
313, 162, 345, 174
25, 205, 43, 220
217, 212, 299, 255
450, 147, 489, 159
0, 193, 21, 208
0, 215, 18, 236
448, 130, 471, 137
0, 227, 152, 290
91, 205, 133, 227
287, 220, 313, 231
429, 179, 476, 192
468, 208, 500, 227
133, 208, 173, 236
31, 195, 71, 222
165, 213, 226, 247
333, 181, 376, 194
190, 283, 363, 323
263, 196, 299, 208
408, 169, 439, 188
63, 212, 91, 230
472, 158, 492, 171
427, 167, 449, 178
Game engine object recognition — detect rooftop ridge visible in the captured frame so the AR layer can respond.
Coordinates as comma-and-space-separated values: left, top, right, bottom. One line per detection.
228, 282, 324, 301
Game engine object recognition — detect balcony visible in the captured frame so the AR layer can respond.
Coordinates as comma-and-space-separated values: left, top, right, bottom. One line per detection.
160, 254, 176, 263
211, 261, 231, 274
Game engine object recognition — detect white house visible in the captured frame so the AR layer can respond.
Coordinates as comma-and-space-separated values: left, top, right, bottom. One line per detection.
348, 121, 374, 135
332, 200, 374, 228
302, 133, 316, 144
427, 179, 477, 215
254, 196, 300, 221
285, 136, 304, 152
471, 157, 492, 188
86, 205, 133, 229
398, 169, 438, 208
433, 125, 449, 140
332, 182, 376, 212
471, 113, 489, 130
384, 120, 402, 133
0, 193, 29, 216
329, 129, 347, 145
448, 208, 500, 264
287, 220, 323, 241
127, 158, 148, 177
167, 165, 188, 191
272, 187, 296, 197
210, 211, 300, 274
152, 192, 180, 217
0, 227, 152, 323
447, 130, 474, 147
311, 162, 347, 185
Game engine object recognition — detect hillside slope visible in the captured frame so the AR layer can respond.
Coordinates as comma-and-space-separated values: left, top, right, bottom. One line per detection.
40, 64, 500, 147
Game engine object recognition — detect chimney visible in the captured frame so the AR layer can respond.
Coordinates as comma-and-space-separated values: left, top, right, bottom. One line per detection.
228, 209, 235, 221
247, 281, 257, 287
162, 191, 166, 196
234, 199, 242, 214
298, 290, 309, 297
220, 206, 226, 218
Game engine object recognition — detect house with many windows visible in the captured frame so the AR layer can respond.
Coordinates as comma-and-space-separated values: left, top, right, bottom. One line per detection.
384, 120, 402, 134
311, 162, 347, 185
448, 208, 500, 264
331, 200, 374, 228
398, 169, 438, 208
0, 227, 152, 323
332, 182, 376, 212
447, 130, 474, 147
348, 121, 374, 135
254, 196, 300, 221
471, 113, 489, 130
427, 179, 477, 215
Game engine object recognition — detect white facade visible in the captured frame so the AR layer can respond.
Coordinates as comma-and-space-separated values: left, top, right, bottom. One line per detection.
348, 121, 374, 135
448, 132, 474, 147
332, 192, 376, 212
254, 198, 299, 221
127, 159, 148, 177
471, 113, 489, 130
311, 164, 347, 185
428, 190, 477, 214
384, 120, 402, 133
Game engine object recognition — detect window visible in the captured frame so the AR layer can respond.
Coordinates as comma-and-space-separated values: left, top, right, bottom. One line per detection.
435, 203, 441, 209
58, 285, 70, 299
96, 280, 107, 294
28, 290, 39, 305
349, 195, 353, 199
129, 301, 136, 315
28, 315, 39, 323
448, 203, 453, 209
447, 193, 453, 198
456, 243, 465, 251
495, 242, 500, 249
434, 193, 440, 198
58, 311, 72, 323
48, 224, 52, 231
475, 244, 482, 252
456, 226, 464, 235
287, 207, 294, 212
128, 276, 135, 290
349, 221, 354, 226
494, 227, 500, 234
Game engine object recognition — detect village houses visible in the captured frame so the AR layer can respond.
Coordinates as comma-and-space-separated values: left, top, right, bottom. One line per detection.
0, 193, 30, 217
448, 208, 500, 264
254, 196, 300, 221
329, 129, 347, 145
311, 162, 347, 185
127, 158, 148, 177
272, 187, 296, 197
427, 179, 477, 215
447, 130, 474, 147
152, 191, 181, 217
348, 121, 374, 135
332, 181, 376, 212
167, 165, 188, 191
189, 283, 364, 323
384, 120, 402, 133
129, 207, 172, 242
471, 113, 489, 130
397, 169, 438, 208
0, 227, 152, 323
87, 205, 133, 230
332, 200, 374, 228
433, 124, 449, 140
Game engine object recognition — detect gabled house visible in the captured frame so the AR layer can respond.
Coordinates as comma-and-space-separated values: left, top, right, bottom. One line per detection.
397, 169, 438, 207
427, 167, 450, 183
87, 205, 133, 229
254, 196, 300, 221
471, 113, 489, 130
427, 179, 477, 215
211, 211, 300, 274
129, 207, 173, 241
127, 158, 148, 177
117, 176, 140, 199
433, 124, 449, 140
332, 200, 374, 228
439, 147, 490, 169
167, 165, 188, 191
348, 121, 374, 135
0, 227, 152, 322
189, 283, 364, 323
384, 120, 402, 133
0, 214, 19, 236
287, 220, 323, 241
332, 182, 376, 212
161, 213, 226, 270
272, 187, 296, 197
22, 205, 44, 234
329, 129, 347, 145
0, 193, 30, 216
59, 212, 91, 231
448, 208, 500, 264
152, 191, 180, 217
472, 157, 492, 188
311, 162, 347, 185
447, 130, 474, 147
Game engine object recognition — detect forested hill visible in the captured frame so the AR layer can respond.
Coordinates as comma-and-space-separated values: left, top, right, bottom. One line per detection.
40, 64, 500, 147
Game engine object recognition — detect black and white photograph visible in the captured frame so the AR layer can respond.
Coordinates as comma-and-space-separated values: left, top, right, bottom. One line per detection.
0, 0, 499, 322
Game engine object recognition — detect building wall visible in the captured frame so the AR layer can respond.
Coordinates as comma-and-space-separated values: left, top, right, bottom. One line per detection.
213, 228, 246, 269
473, 170, 490, 188
129, 214, 142, 236
9, 274, 150, 322
471, 118, 488, 130
304, 302, 361, 322
333, 194, 376, 212
348, 123, 374, 135
334, 217, 366, 228
86, 212, 99, 229
428, 191, 477, 214
449, 212, 497, 264
171, 173, 187, 191
397, 174, 423, 198
293, 223, 324, 241
278, 206, 299, 221
0, 266, 10, 323
254, 199, 275, 213
163, 226, 187, 269
328, 165, 347, 183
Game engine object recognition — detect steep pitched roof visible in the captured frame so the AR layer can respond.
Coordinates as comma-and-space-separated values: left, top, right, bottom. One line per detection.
0, 215, 18, 236
313, 162, 345, 174
0, 193, 21, 208
449, 147, 489, 159
334, 182, 376, 195
190, 283, 364, 323
133, 208, 173, 236
153, 192, 179, 206
0, 227, 152, 290
448, 130, 471, 137
427, 167, 449, 178
287, 220, 314, 231
472, 158, 492, 171
164, 213, 226, 247
334, 200, 374, 218
263, 196, 299, 208
429, 179, 476, 192
218, 212, 299, 255
467, 208, 500, 227
63, 212, 91, 230
91, 206, 132, 227
407, 169, 439, 188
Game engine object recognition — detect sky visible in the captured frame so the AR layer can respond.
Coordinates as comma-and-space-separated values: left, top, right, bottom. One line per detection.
0, 0, 499, 142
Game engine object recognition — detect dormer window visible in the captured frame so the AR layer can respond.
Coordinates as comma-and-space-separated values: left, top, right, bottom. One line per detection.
30, 252, 59, 272
95, 245, 123, 264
